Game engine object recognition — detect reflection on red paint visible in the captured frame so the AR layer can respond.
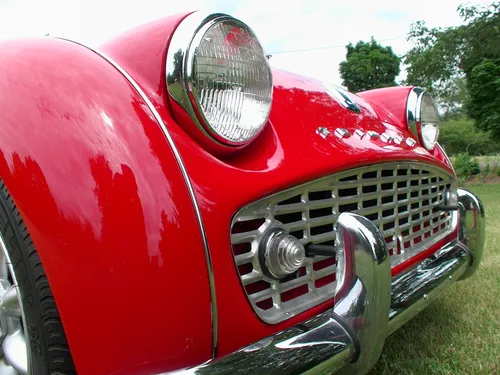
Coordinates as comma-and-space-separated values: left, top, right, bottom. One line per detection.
0, 36, 213, 375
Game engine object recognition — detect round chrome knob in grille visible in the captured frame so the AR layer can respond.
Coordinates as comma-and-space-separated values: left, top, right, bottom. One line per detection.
260, 229, 306, 279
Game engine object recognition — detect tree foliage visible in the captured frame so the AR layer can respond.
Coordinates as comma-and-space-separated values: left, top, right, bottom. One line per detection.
439, 116, 500, 156
453, 153, 481, 178
339, 38, 400, 92
404, 2, 500, 130
465, 59, 500, 138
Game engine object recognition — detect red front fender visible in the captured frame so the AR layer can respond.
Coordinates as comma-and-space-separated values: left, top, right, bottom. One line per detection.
357, 86, 414, 129
0, 38, 212, 375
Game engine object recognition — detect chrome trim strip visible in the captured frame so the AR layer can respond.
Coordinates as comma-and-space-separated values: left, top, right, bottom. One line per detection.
60, 39, 219, 357
437, 143, 455, 171
406, 86, 425, 144
165, 12, 230, 145
406, 87, 440, 151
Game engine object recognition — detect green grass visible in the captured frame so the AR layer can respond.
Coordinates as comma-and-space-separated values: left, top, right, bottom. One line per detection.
370, 184, 500, 375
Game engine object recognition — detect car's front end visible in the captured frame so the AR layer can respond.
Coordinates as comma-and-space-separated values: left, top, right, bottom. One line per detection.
181, 188, 483, 375
97, 11, 485, 374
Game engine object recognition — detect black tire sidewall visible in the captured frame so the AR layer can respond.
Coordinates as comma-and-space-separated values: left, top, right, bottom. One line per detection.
0, 193, 49, 374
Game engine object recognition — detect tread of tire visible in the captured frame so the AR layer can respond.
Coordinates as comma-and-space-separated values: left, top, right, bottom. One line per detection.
0, 181, 76, 374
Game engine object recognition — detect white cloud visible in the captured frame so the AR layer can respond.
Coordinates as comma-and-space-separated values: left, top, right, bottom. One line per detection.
0, 0, 491, 85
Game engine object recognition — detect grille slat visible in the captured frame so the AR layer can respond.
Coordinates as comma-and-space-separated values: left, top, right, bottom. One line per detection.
335, 186, 446, 205
252, 289, 275, 303
310, 232, 337, 244
347, 196, 442, 223
230, 162, 456, 324
231, 231, 259, 244
235, 252, 255, 265
338, 174, 440, 186
241, 271, 261, 285
282, 220, 307, 232
308, 198, 338, 210
315, 266, 337, 279
278, 276, 311, 293
309, 215, 337, 227
273, 202, 305, 214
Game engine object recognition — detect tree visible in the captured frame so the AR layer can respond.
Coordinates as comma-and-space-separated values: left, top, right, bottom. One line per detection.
465, 59, 500, 138
339, 38, 400, 92
404, 2, 500, 132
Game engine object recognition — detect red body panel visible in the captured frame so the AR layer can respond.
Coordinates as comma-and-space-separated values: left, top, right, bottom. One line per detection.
101, 13, 455, 359
357, 86, 414, 130
0, 38, 212, 374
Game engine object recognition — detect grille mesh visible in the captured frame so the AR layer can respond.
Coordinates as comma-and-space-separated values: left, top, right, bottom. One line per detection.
230, 163, 456, 323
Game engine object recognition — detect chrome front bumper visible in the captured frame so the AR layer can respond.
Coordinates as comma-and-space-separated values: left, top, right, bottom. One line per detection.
171, 188, 485, 375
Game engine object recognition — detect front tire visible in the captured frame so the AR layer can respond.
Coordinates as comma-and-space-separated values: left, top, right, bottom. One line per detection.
0, 181, 76, 374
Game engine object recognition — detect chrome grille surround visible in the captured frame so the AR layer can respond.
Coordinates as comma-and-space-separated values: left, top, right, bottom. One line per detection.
230, 162, 458, 324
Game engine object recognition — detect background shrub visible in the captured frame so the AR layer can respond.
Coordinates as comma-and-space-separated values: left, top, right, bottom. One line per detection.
453, 153, 481, 179
439, 117, 500, 156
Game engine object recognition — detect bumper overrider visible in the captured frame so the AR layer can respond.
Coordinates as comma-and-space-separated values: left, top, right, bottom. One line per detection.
172, 188, 484, 375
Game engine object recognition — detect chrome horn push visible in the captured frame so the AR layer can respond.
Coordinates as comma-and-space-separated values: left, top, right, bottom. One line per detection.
168, 188, 485, 375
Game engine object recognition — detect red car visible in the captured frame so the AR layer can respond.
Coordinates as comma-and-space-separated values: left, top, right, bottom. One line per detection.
0, 10, 485, 375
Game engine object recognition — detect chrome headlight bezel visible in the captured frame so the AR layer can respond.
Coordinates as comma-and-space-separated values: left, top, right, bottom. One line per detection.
166, 12, 273, 147
406, 87, 440, 151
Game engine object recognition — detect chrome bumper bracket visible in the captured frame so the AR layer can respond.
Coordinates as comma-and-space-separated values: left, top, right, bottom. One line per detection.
457, 188, 485, 279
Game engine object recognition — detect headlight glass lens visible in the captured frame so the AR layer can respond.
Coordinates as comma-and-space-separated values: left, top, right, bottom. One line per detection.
191, 19, 272, 144
420, 93, 440, 150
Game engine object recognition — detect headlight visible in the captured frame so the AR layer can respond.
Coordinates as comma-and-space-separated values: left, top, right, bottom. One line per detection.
406, 87, 440, 150
166, 13, 273, 147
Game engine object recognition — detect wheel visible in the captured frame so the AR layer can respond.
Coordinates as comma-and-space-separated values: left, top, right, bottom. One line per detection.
0, 181, 76, 374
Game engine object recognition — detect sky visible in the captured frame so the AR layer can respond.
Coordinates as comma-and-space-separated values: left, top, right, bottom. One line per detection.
0, 0, 491, 85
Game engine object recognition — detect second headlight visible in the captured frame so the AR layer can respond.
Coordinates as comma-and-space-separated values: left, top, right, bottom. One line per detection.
406, 87, 440, 151
166, 13, 273, 147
